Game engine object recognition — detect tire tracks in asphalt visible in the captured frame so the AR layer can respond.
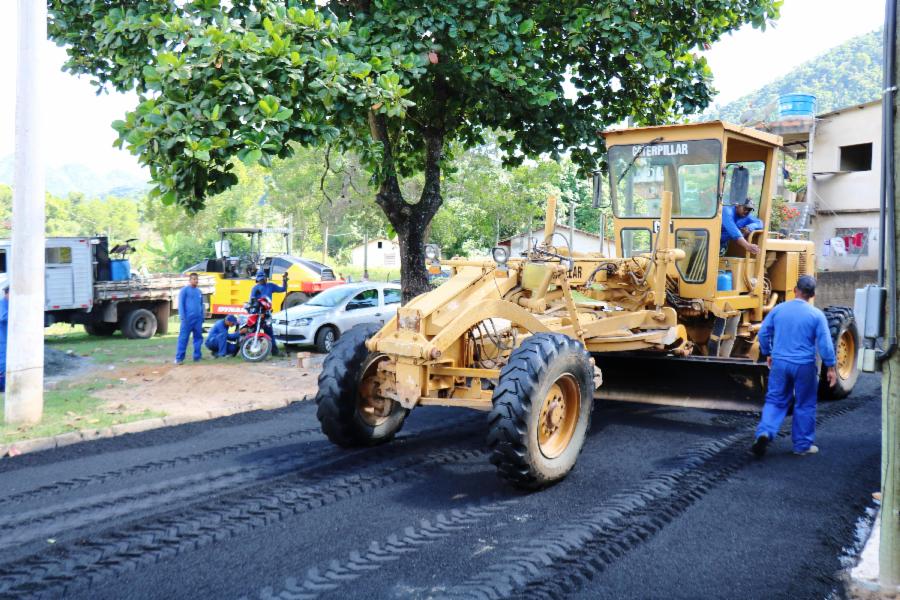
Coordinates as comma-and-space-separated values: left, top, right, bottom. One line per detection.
0, 416, 486, 599
248, 497, 517, 600
442, 397, 868, 600
1, 425, 324, 506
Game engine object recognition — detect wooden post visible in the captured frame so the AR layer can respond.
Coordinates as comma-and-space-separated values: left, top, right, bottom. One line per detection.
5, 0, 47, 425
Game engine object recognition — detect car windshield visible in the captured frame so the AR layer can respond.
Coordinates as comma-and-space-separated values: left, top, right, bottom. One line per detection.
608, 139, 722, 219
306, 286, 359, 307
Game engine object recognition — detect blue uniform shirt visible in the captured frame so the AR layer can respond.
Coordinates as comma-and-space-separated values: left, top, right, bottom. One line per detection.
721, 205, 744, 244
735, 213, 763, 232
178, 286, 204, 322
250, 281, 286, 302
758, 299, 836, 367
205, 318, 240, 349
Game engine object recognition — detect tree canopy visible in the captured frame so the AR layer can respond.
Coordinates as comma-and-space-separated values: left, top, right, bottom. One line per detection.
49, 0, 781, 299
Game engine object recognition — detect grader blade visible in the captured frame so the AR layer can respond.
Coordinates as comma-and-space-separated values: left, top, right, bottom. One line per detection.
594, 355, 767, 411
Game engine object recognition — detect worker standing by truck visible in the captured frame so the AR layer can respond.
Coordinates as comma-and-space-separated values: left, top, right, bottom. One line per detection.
751, 276, 838, 458
249, 271, 288, 357
175, 273, 204, 364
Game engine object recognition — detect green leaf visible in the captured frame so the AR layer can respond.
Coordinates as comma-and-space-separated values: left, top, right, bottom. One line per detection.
518, 19, 535, 34
242, 148, 263, 165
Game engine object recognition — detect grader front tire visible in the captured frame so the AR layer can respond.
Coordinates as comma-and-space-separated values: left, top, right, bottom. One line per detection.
315, 323, 408, 447
487, 333, 594, 490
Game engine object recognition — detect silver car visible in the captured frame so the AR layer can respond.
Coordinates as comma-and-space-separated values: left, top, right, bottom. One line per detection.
271, 282, 402, 352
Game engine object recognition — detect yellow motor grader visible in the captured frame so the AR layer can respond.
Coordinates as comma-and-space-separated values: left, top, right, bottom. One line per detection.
314, 121, 860, 489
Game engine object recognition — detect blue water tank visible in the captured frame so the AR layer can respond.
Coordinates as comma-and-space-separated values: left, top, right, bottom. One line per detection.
717, 271, 733, 292
110, 259, 131, 281
778, 93, 816, 118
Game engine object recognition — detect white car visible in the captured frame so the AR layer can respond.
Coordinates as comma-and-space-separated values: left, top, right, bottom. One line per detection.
271, 282, 401, 352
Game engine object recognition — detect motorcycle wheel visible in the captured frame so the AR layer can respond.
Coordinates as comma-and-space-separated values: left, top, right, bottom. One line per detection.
241, 335, 272, 362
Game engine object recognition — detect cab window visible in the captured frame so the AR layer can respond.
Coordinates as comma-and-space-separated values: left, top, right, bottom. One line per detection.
723, 161, 766, 210
621, 228, 651, 258
270, 257, 292, 276
346, 288, 378, 310
675, 229, 709, 283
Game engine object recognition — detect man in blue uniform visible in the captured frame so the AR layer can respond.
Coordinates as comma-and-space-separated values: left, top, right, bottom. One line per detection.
0, 287, 8, 392
205, 315, 240, 357
721, 198, 761, 255
175, 273, 204, 364
751, 275, 837, 457
249, 271, 288, 356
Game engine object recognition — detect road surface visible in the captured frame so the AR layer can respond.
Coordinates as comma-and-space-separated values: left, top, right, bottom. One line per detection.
0, 375, 881, 599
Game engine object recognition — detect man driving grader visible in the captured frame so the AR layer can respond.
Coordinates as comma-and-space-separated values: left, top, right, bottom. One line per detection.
314, 121, 860, 490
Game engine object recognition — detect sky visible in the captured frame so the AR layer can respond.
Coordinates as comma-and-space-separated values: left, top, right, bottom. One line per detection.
0, 0, 888, 180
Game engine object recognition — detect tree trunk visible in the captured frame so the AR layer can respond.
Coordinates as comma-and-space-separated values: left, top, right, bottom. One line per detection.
369, 111, 445, 303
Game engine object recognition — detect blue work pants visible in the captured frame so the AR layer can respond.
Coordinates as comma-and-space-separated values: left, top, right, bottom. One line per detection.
755, 361, 818, 452
205, 337, 238, 357
176, 317, 204, 361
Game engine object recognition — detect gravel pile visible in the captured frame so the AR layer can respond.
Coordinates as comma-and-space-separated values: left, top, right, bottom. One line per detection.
45, 347, 89, 378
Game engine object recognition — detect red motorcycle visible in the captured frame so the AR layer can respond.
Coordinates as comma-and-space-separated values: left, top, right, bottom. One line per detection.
239, 296, 273, 362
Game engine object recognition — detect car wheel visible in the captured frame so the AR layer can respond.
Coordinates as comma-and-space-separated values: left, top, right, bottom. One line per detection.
315, 326, 338, 353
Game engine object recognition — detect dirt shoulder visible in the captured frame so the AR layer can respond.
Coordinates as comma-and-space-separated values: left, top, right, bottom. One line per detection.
92, 355, 321, 419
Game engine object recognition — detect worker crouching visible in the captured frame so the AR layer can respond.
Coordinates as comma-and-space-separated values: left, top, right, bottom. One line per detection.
205, 315, 240, 358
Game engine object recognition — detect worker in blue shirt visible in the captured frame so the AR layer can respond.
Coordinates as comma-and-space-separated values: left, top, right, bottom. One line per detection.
751, 276, 837, 458
0, 287, 8, 392
249, 271, 288, 356
205, 315, 240, 358
175, 273, 205, 364
721, 198, 761, 255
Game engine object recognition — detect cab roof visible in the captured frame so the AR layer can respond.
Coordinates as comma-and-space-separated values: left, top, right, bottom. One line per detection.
602, 120, 783, 148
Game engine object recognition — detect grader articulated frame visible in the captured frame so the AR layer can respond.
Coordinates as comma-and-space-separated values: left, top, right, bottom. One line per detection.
314, 121, 861, 489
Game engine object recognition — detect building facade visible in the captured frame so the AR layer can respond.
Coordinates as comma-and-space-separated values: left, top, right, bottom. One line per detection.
349, 238, 401, 269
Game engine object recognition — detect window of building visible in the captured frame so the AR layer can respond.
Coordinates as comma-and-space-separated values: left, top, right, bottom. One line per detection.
839, 143, 873, 172
377, 241, 383, 249
0, 250, 6, 273
833, 228, 869, 256
46, 247, 72, 264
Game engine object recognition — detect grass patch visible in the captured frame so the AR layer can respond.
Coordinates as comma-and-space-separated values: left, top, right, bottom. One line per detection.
45, 319, 187, 366
1, 378, 163, 443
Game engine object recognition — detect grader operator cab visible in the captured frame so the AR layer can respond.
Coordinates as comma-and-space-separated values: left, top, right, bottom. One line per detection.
314, 121, 860, 490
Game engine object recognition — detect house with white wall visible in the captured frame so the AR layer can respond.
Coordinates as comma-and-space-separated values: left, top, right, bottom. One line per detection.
350, 238, 401, 268
499, 227, 615, 257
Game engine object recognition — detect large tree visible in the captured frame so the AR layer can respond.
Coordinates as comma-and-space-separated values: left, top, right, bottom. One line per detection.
48, 0, 780, 301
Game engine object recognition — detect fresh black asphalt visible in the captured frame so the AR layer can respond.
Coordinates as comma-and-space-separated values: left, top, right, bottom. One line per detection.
0, 374, 881, 599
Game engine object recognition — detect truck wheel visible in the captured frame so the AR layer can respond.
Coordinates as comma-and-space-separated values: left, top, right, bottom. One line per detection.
121, 308, 157, 339
487, 333, 594, 490
819, 306, 860, 400
241, 335, 272, 362
84, 322, 117, 336
282, 292, 309, 311
315, 323, 408, 447
315, 326, 338, 353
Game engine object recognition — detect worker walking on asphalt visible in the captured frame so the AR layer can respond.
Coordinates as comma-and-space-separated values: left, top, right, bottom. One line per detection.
175, 273, 204, 364
205, 315, 240, 358
0, 287, 8, 392
752, 275, 837, 457
249, 271, 287, 357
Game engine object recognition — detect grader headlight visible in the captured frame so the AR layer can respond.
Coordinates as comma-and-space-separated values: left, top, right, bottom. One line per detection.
491, 246, 510, 276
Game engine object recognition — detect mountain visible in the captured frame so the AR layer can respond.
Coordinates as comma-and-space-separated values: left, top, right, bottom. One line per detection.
0, 155, 148, 199
705, 29, 883, 123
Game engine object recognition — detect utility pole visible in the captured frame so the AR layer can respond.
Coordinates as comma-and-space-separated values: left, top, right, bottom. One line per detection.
6, 0, 46, 424
362, 227, 369, 281
883, 0, 899, 587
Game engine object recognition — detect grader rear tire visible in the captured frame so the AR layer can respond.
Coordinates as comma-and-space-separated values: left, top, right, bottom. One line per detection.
487, 333, 594, 490
819, 306, 860, 400
315, 323, 408, 447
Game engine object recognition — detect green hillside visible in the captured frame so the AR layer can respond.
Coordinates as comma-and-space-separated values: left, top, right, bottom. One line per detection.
706, 29, 883, 123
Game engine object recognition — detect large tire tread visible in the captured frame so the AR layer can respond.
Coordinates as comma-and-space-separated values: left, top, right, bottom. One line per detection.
315, 323, 407, 447
486, 333, 593, 490
819, 305, 860, 400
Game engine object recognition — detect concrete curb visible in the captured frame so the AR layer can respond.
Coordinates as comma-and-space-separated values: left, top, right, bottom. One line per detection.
845, 510, 900, 599
1, 396, 308, 460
